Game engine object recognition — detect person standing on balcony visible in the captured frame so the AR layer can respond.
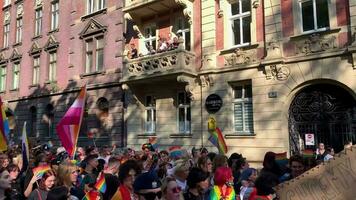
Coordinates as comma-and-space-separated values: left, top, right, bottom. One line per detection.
130, 43, 138, 59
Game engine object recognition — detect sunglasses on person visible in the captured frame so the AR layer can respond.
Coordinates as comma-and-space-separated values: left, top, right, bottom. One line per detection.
171, 186, 181, 193
139, 191, 162, 200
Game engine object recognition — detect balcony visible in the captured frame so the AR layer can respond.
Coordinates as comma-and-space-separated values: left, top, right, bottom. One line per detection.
122, 44, 196, 84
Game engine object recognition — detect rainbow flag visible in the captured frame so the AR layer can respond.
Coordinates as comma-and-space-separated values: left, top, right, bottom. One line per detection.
148, 136, 158, 150
208, 127, 228, 154
95, 173, 106, 193
56, 86, 86, 158
33, 165, 51, 179
210, 185, 235, 200
82, 190, 99, 200
275, 152, 288, 166
169, 146, 183, 159
22, 122, 30, 171
302, 149, 314, 158
0, 97, 8, 152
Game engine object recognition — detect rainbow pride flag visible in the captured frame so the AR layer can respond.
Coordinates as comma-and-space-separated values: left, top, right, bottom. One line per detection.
82, 190, 99, 200
210, 185, 235, 200
208, 127, 228, 154
302, 149, 315, 158
275, 152, 288, 167
95, 173, 106, 193
0, 97, 8, 152
169, 146, 183, 159
33, 165, 51, 179
22, 122, 29, 171
56, 86, 86, 158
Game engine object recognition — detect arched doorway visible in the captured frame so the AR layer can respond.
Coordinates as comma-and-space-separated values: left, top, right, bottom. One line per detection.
289, 84, 356, 154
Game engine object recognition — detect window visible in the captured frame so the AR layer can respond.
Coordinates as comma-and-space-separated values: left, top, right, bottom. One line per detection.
176, 18, 190, 51
51, 1, 59, 30
35, 8, 43, 36
29, 106, 37, 137
230, 0, 251, 46
178, 92, 191, 134
33, 57, 40, 85
3, 23, 10, 48
0, 66, 6, 91
145, 96, 156, 134
300, 0, 329, 33
143, 25, 156, 55
15, 17, 23, 43
12, 63, 20, 89
85, 36, 104, 73
233, 83, 253, 134
49, 52, 56, 81
87, 0, 106, 14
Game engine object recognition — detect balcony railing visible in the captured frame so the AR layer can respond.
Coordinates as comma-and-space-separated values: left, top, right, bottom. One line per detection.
122, 46, 196, 82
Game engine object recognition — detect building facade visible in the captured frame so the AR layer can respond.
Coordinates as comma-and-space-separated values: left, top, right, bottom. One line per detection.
0, 0, 125, 146
122, 0, 356, 164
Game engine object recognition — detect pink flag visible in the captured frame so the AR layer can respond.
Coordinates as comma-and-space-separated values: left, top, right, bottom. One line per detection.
56, 86, 86, 158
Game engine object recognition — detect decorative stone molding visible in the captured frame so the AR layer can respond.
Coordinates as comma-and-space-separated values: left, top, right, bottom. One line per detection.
10, 49, 22, 61
265, 38, 281, 59
175, 0, 194, 24
29, 42, 42, 56
35, 0, 43, 7
44, 35, 59, 51
295, 33, 336, 55
224, 48, 257, 67
4, 11, 10, 23
79, 18, 107, 39
16, 4, 23, 17
177, 75, 195, 100
199, 74, 214, 87
0, 53, 7, 64
265, 65, 290, 81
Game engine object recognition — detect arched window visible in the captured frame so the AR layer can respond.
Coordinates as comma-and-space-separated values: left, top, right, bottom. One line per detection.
96, 97, 109, 135
29, 106, 37, 137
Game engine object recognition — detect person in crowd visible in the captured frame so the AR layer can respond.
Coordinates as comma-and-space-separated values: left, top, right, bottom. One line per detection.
210, 166, 235, 200
28, 170, 56, 200
183, 167, 209, 200
80, 154, 99, 192
171, 37, 180, 49
323, 147, 335, 161
6, 164, 23, 200
288, 155, 305, 180
157, 37, 168, 53
46, 186, 70, 200
57, 161, 85, 199
112, 160, 141, 200
260, 152, 283, 183
0, 154, 10, 168
344, 141, 353, 150
24, 153, 49, 197
197, 156, 212, 175
76, 147, 86, 162
161, 176, 183, 200
315, 143, 327, 162
249, 171, 279, 200
0, 167, 11, 200
191, 148, 200, 167
212, 155, 228, 173
173, 159, 190, 191
133, 170, 162, 200
238, 168, 257, 200
232, 154, 249, 193
130, 43, 138, 59
103, 157, 120, 200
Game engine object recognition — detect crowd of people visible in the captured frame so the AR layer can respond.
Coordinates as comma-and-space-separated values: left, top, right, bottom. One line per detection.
0, 141, 352, 200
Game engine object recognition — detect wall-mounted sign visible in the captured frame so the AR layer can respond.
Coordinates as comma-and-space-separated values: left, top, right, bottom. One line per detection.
205, 94, 223, 114
268, 91, 278, 98
305, 133, 315, 146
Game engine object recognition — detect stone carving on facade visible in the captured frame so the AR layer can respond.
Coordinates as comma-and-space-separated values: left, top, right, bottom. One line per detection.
0, 53, 7, 64
265, 38, 281, 59
177, 75, 195, 100
44, 35, 59, 51
10, 49, 22, 61
265, 65, 290, 81
175, 0, 194, 24
224, 48, 257, 67
29, 42, 42, 55
199, 74, 214, 87
79, 18, 107, 39
296, 33, 336, 55
35, 0, 43, 7
252, 0, 260, 8
17, 4, 24, 17
4, 11, 10, 24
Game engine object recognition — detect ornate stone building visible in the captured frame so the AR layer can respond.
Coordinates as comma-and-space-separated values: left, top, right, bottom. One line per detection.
0, 0, 125, 146
122, 0, 356, 165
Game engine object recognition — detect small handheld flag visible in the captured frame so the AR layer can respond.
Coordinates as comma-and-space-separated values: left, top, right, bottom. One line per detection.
82, 190, 99, 200
275, 152, 288, 167
95, 173, 106, 193
302, 149, 315, 158
148, 136, 159, 150
208, 127, 228, 154
22, 122, 30, 171
33, 165, 51, 179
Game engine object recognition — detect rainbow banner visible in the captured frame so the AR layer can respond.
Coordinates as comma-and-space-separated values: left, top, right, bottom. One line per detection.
95, 173, 106, 193
33, 165, 51, 179
275, 152, 288, 167
0, 97, 8, 152
56, 86, 86, 158
302, 149, 315, 158
22, 122, 30, 171
82, 190, 99, 200
169, 146, 183, 159
208, 127, 228, 154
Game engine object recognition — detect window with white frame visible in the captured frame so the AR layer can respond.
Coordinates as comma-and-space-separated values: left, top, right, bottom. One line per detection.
85, 36, 104, 73
35, 8, 43, 36
51, 1, 59, 30
176, 18, 190, 51
3, 22, 10, 48
143, 25, 156, 54
233, 83, 253, 134
178, 92, 191, 134
15, 17, 23, 43
0, 66, 6, 91
33, 57, 40, 85
12, 63, 20, 89
87, 0, 106, 14
145, 96, 156, 134
230, 0, 251, 47
48, 52, 56, 81
300, 0, 329, 33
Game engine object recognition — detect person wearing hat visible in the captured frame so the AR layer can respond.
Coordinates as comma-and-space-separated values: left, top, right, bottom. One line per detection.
133, 171, 162, 200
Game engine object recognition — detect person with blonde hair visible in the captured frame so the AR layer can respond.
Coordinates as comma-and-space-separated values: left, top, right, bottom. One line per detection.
161, 176, 184, 200
56, 161, 85, 199
172, 159, 190, 191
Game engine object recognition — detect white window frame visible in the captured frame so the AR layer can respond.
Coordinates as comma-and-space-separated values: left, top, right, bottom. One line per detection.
229, 0, 251, 48
142, 25, 156, 55
35, 8, 43, 36
51, 1, 59, 30
12, 63, 20, 89
175, 17, 191, 50
33, 57, 40, 85
233, 83, 254, 134
85, 36, 104, 73
95, 37, 104, 71
299, 0, 329, 34
145, 95, 156, 134
177, 92, 191, 134
87, 0, 106, 14
3, 0, 11, 7
15, 17, 23, 43
0, 66, 6, 91
3, 23, 10, 48
48, 52, 57, 82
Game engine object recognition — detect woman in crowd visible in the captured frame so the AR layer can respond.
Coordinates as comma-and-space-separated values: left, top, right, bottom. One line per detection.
0, 167, 11, 200
112, 160, 141, 200
24, 153, 49, 197
28, 170, 56, 200
260, 152, 283, 183
6, 164, 23, 200
56, 161, 85, 199
183, 167, 209, 200
173, 159, 190, 191
210, 167, 235, 200
161, 176, 184, 200
0, 154, 10, 168
238, 168, 257, 200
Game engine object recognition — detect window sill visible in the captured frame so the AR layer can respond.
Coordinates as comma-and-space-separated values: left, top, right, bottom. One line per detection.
220, 43, 259, 56
80, 71, 105, 78
2, 4, 11, 11
45, 80, 57, 84
48, 28, 59, 35
12, 42, 22, 47
290, 28, 341, 41
0, 47, 9, 52
9, 88, 19, 92
81, 8, 107, 21
0, 91, 5, 94
14, 0, 23, 4
170, 134, 193, 138
32, 35, 42, 41
137, 134, 156, 138
224, 134, 256, 139
29, 84, 40, 88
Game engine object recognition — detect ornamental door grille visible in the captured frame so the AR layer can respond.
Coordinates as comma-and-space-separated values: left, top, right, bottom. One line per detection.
289, 84, 356, 154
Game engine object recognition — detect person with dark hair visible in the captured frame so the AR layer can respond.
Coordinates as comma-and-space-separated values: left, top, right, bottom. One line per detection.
103, 157, 120, 200
260, 152, 283, 183
80, 154, 99, 192
134, 170, 162, 200
288, 155, 305, 180
112, 160, 141, 200
183, 167, 209, 200
6, 164, 23, 200
249, 171, 279, 200
28, 170, 56, 200
46, 186, 70, 200
0, 167, 11, 200
24, 153, 49, 198
197, 156, 212, 175
238, 168, 257, 200
212, 154, 228, 173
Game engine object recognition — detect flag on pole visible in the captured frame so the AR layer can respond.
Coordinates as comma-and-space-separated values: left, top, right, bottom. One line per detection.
56, 86, 86, 158
95, 173, 106, 193
22, 122, 30, 171
208, 127, 228, 154
0, 97, 8, 152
